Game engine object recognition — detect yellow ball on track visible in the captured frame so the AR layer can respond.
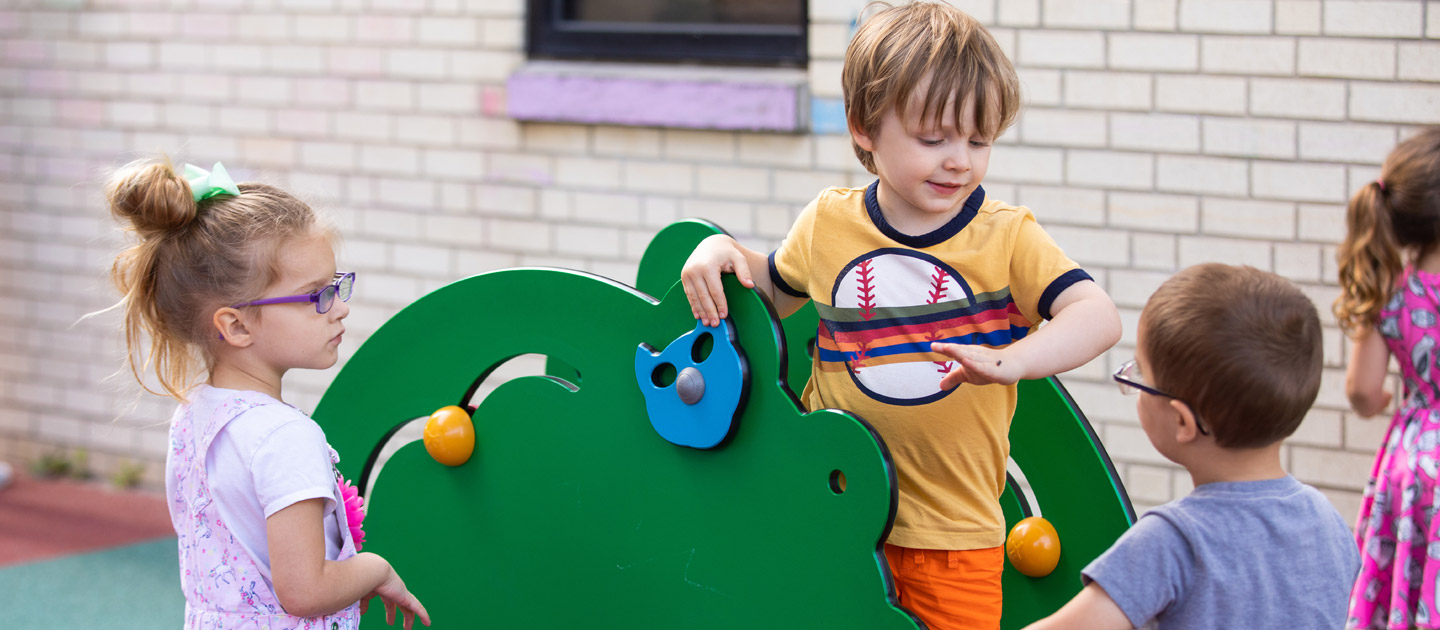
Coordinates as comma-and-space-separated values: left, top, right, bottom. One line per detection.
1006, 516, 1061, 578
423, 405, 475, 467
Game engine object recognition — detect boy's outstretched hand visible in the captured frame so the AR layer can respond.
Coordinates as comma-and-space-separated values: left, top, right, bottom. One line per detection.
933, 342, 1023, 389
681, 234, 756, 327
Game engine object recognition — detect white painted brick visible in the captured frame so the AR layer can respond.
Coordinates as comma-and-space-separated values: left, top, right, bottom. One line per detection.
268, 45, 325, 74
620, 161, 696, 195
1276, 0, 1322, 34
1201, 197, 1296, 239
662, 130, 737, 162
997, 0, 1040, 26
392, 243, 450, 275
422, 215, 486, 246
386, 48, 448, 80
109, 101, 158, 127
292, 15, 351, 43
1201, 36, 1294, 76
421, 149, 486, 181
360, 145, 419, 176
696, 165, 769, 200
1063, 71, 1152, 111
458, 117, 521, 150
328, 47, 385, 77
474, 184, 535, 217
53, 41, 97, 66
1202, 117, 1297, 159
1432, 2, 1440, 38
1020, 109, 1107, 147
395, 115, 457, 146
1067, 150, 1153, 191
241, 138, 297, 168
356, 81, 415, 111
1018, 68, 1062, 106
755, 202, 799, 239
215, 106, 270, 134
481, 17, 523, 50
488, 218, 552, 253
1252, 162, 1346, 203
1250, 78, 1347, 121
1298, 203, 1346, 243
355, 15, 414, 43
418, 17, 478, 46
1042, 0, 1130, 28
523, 123, 590, 153
1274, 241, 1323, 283
360, 208, 422, 240
556, 224, 623, 258
809, 22, 850, 58
450, 50, 521, 82
593, 126, 662, 158
774, 170, 849, 204
681, 200, 756, 234
236, 14, 287, 42
1108, 33, 1198, 71
211, 45, 266, 72
417, 84, 479, 114
1290, 445, 1373, 491
1155, 155, 1249, 196
1323, 0, 1423, 38
1104, 423, 1169, 466
810, 59, 844, 100
738, 135, 813, 168
181, 14, 233, 40
1178, 236, 1272, 270
234, 77, 292, 106
1109, 191, 1198, 232
301, 141, 358, 170
1351, 83, 1440, 125
1400, 43, 1440, 82
554, 156, 621, 189
1133, 0, 1178, 31
105, 42, 153, 69
570, 192, 641, 225
287, 172, 344, 202
1298, 39, 1396, 80
1018, 31, 1105, 68
1107, 268, 1173, 309
296, 78, 350, 107
1178, 0, 1272, 34
335, 112, 392, 142
1015, 185, 1106, 226
486, 152, 552, 186
1048, 225, 1130, 266
1132, 233, 1178, 270
986, 146, 1065, 185
1110, 113, 1200, 153
376, 177, 437, 208
1298, 122, 1396, 164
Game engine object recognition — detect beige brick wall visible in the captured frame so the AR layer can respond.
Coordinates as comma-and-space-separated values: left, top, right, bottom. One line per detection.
2, 0, 1436, 522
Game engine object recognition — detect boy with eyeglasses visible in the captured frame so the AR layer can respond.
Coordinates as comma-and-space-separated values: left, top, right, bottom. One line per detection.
1025, 263, 1358, 630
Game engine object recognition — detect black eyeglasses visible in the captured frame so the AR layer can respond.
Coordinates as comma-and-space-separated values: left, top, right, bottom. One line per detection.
1113, 359, 1210, 436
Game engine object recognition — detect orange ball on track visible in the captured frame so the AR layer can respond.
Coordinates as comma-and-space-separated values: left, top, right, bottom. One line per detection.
1006, 516, 1061, 578
423, 405, 475, 467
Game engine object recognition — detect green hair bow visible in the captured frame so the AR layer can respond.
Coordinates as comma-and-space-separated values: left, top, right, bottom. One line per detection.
184, 162, 240, 202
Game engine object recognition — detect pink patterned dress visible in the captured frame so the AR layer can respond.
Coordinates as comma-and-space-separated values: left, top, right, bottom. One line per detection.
169, 389, 362, 630
1349, 269, 1440, 629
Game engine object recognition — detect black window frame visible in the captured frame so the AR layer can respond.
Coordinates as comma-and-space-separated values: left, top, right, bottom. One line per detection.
527, 0, 808, 66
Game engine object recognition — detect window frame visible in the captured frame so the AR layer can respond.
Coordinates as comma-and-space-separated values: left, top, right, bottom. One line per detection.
526, 0, 808, 66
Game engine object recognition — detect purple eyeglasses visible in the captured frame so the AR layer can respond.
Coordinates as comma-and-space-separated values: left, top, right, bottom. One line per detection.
233, 272, 355, 314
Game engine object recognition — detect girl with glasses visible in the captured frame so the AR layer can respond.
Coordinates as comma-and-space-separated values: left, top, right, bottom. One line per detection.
1337, 127, 1440, 629
104, 157, 428, 630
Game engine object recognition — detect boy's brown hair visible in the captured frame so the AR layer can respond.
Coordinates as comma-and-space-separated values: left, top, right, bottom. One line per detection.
842, 1, 1021, 174
1140, 263, 1322, 449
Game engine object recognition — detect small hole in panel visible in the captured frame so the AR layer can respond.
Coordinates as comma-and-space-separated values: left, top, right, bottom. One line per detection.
652, 363, 677, 387
829, 469, 846, 494
691, 332, 714, 363
806, 337, 817, 359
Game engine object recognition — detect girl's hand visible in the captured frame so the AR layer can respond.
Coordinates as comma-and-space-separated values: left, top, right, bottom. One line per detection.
933, 343, 1023, 389
361, 569, 430, 630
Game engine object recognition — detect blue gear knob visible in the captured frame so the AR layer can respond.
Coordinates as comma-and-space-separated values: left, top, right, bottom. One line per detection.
634, 319, 748, 449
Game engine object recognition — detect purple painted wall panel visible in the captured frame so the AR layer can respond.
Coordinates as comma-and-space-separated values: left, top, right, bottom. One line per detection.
507, 73, 802, 132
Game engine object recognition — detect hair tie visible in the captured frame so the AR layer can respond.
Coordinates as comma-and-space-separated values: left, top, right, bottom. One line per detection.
1375, 177, 1386, 192
184, 162, 239, 202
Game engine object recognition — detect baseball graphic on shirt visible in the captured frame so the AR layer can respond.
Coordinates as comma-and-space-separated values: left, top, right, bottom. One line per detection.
831, 249, 973, 404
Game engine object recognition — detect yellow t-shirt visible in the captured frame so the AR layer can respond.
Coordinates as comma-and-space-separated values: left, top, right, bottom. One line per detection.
770, 182, 1089, 550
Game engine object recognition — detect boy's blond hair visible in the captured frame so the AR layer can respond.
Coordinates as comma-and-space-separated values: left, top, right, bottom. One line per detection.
1140, 264, 1323, 449
842, 1, 1021, 174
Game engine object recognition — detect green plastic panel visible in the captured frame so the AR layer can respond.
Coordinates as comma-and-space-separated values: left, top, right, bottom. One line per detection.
314, 268, 921, 629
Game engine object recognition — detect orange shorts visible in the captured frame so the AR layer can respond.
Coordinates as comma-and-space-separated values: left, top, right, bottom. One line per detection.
884, 544, 1004, 630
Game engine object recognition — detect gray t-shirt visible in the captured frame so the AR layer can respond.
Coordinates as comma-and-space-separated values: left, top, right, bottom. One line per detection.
1083, 475, 1359, 630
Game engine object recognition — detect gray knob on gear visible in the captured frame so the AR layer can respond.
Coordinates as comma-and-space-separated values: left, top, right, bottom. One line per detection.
676, 366, 705, 405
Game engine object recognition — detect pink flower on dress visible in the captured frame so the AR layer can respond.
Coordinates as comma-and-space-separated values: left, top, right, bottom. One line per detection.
339, 475, 366, 551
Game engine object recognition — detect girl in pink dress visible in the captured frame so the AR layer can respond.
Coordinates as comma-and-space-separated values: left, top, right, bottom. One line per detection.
104, 157, 429, 629
1341, 128, 1440, 629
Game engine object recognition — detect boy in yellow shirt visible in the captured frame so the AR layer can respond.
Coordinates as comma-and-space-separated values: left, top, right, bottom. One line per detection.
681, 3, 1121, 629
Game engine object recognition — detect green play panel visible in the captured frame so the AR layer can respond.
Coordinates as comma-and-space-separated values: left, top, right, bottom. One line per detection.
314, 220, 1135, 629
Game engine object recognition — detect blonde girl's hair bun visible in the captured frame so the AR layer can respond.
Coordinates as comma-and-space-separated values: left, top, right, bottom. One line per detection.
105, 156, 198, 237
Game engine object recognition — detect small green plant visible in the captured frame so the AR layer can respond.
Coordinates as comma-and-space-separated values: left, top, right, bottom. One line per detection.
29, 449, 93, 480
110, 459, 147, 489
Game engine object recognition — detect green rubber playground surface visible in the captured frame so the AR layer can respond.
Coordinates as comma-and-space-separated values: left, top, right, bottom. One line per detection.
0, 537, 183, 628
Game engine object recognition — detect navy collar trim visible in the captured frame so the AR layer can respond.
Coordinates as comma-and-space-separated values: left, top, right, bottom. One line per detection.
864, 180, 984, 248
